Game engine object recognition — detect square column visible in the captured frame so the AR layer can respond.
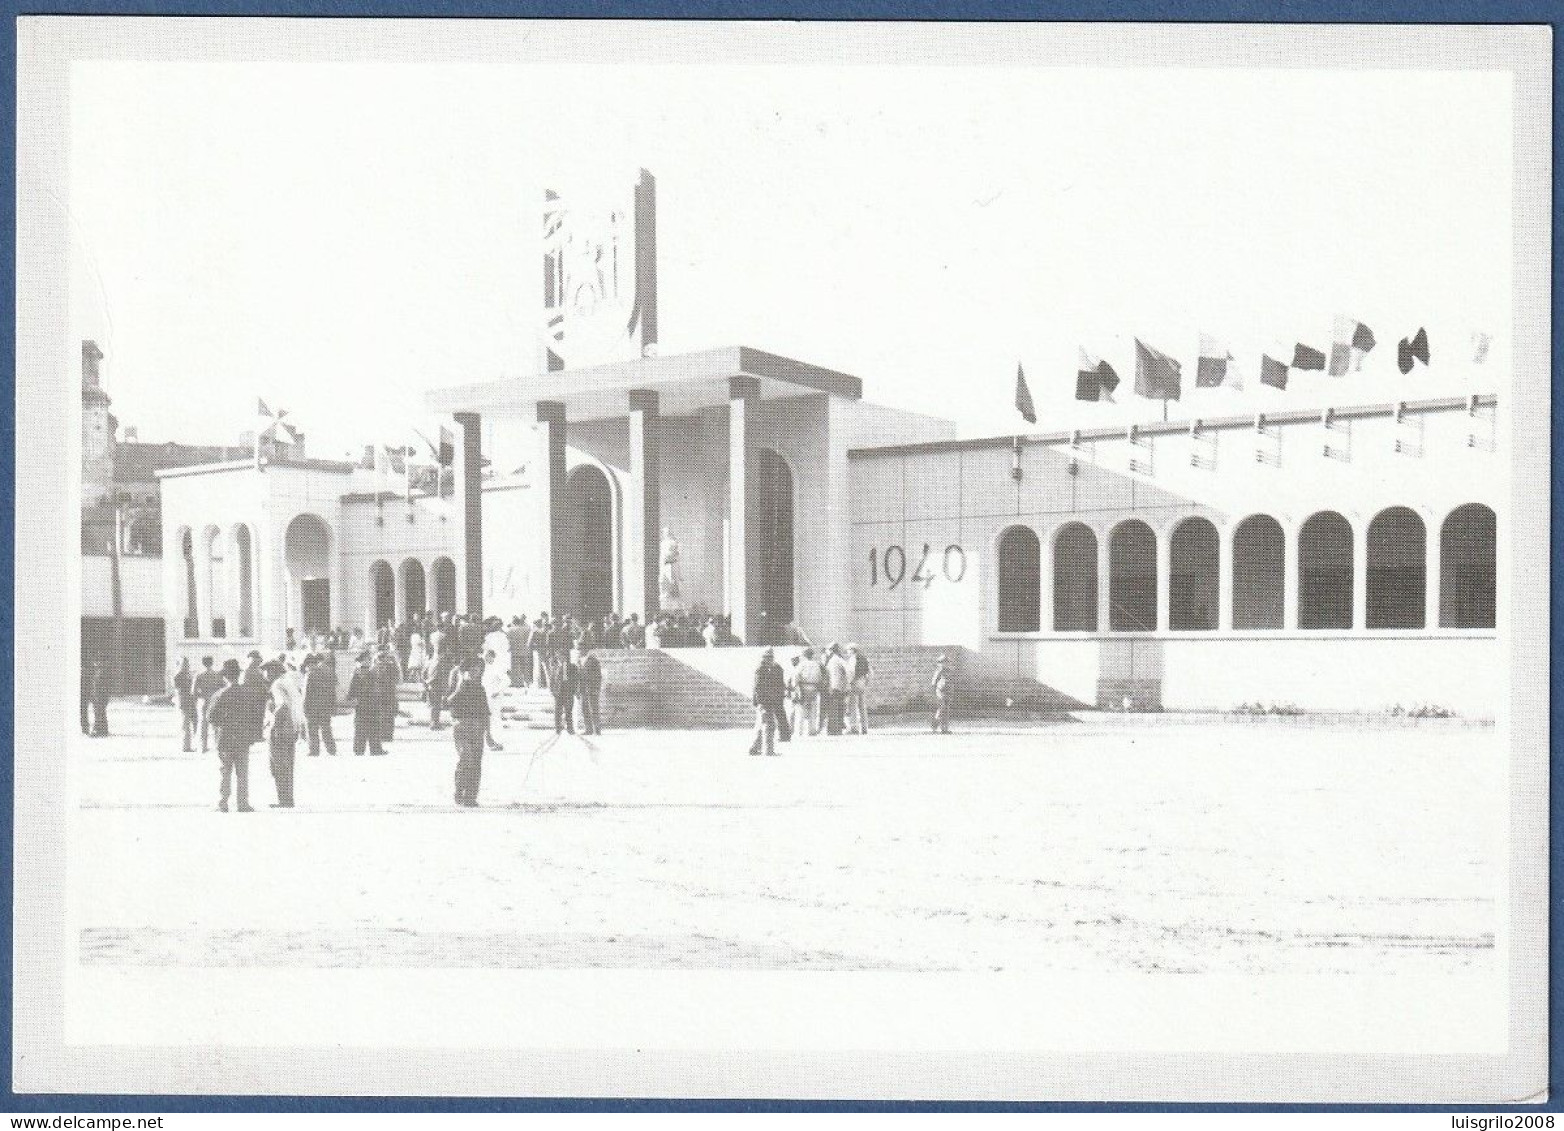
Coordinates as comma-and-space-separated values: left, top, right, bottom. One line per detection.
1095, 529, 1112, 633
1424, 518, 1441, 630
535, 400, 568, 617
1155, 530, 1172, 632
1037, 529, 1054, 633
626, 389, 661, 622
1352, 520, 1369, 630
728, 376, 759, 644
1217, 524, 1235, 632
454, 411, 484, 617
1283, 523, 1300, 630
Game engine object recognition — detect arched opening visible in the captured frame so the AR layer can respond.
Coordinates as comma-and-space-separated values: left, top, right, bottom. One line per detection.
370, 560, 396, 631
1366, 506, 1426, 629
1109, 520, 1157, 631
203, 525, 226, 638
1052, 523, 1098, 632
1299, 511, 1353, 630
750, 448, 795, 643
231, 524, 254, 638
1232, 515, 1284, 630
431, 557, 457, 618
560, 464, 615, 622
284, 513, 332, 635
1440, 503, 1496, 629
1169, 517, 1218, 631
401, 558, 427, 620
179, 527, 198, 638
996, 525, 1041, 632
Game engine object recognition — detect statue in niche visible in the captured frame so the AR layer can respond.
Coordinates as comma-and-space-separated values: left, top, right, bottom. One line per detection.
658, 527, 683, 609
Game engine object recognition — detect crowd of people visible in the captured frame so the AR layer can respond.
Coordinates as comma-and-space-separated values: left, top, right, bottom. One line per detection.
168, 609, 626, 812
154, 610, 957, 811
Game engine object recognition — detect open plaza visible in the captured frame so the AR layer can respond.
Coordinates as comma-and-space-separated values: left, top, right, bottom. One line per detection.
71, 698, 1500, 977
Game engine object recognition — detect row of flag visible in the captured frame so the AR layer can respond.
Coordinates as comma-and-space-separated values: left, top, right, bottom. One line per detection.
1014, 323, 1493, 421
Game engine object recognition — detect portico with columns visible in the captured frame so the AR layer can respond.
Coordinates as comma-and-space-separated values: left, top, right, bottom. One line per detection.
427, 345, 955, 644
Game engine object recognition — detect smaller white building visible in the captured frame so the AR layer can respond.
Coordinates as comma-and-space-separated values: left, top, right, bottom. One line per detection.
158, 453, 461, 669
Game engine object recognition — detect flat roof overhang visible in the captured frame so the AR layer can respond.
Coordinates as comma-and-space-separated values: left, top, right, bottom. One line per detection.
424, 346, 862, 423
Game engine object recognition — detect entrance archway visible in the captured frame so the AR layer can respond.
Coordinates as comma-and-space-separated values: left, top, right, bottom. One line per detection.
370, 560, 396, 630
751, 448, 795, 642
561, 465, 615, 622
401, 558, 427, 620
284, 513, 333, 635
431, 557, 457, 617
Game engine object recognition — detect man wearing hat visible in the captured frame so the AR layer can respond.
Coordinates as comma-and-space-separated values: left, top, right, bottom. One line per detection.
207, 658, 260, 811
931, 653, 953, 734
346, 651, 386, 756
447, 656, 490, 807
749, 647, 788, 757
824, 643, 850, 736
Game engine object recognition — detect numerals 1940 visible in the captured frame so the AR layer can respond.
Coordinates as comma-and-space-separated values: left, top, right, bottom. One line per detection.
867, 543, 968, 590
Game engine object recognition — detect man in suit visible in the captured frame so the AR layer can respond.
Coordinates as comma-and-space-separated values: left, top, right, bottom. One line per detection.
425, 645, 454, 730
371, 647, 400, 751
749, 648, 787, 757
551, 651, 579, 735
208, 658, 262, 812
447, 656, 490, 807
172, 657, 197, 752
192, 655, 225, 752
301, 654, 339, 756
578, 649, 603, 735
506, 616, 531, 687
346, 652, 385, 756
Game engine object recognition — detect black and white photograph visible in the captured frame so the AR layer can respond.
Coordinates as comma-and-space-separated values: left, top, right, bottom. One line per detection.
12, 17, 1551, 1105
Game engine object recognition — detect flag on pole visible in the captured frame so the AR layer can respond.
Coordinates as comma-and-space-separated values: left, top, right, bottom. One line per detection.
1260, 353, 1290, 390
1196, 334, 1237, 389
1471, 331, 1492, 365
1329, 316, 1376, 376
1397, 327, 1430, 374
1014, 363, 1037, 424
1075, 348, 1120, 402
1291, 343, 1326, 371
1134, 339, 1182, 401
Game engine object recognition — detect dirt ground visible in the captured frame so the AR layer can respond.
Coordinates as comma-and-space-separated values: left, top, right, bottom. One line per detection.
69, 701, 1501, 975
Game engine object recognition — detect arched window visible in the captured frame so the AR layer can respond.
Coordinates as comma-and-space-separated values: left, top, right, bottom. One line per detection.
179, 528, 198, 638
1440, 504, 1496, 629
400, 558, 427, 619
431, 557, 457, 618
1366, 506, 1426, 629
370, 560, 396, 630
1109, 520, 1157, 631
1299, 511, 1353, 630
996, 526, 1041, 632
1169, 517, 1218, 631
231, 524, 254, 638
203, 525, 226, 638
1232, 515, 1284, 630
1052, 523, 1098, 632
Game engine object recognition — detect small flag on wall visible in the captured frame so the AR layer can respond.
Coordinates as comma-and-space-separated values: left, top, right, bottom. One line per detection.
1472, 331, 1492, 365
1134, 339, 1182, 401
1291, 343, 1327, 371
1076, 348, 1121, 402
1014, 363, 1037, 424
1329, 316, 1376, 376
1196, 334, 1238, 389
1397, 327, 1430, 374
1260, 354, 1290, 390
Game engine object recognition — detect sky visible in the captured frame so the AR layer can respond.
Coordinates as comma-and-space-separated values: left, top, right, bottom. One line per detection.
67, 58, 1512, 458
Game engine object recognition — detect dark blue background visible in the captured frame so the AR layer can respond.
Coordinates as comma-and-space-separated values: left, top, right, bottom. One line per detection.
1, 1, 1556, 1113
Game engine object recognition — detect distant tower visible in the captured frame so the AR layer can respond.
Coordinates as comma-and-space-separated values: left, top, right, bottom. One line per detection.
80, 340, 116, 508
